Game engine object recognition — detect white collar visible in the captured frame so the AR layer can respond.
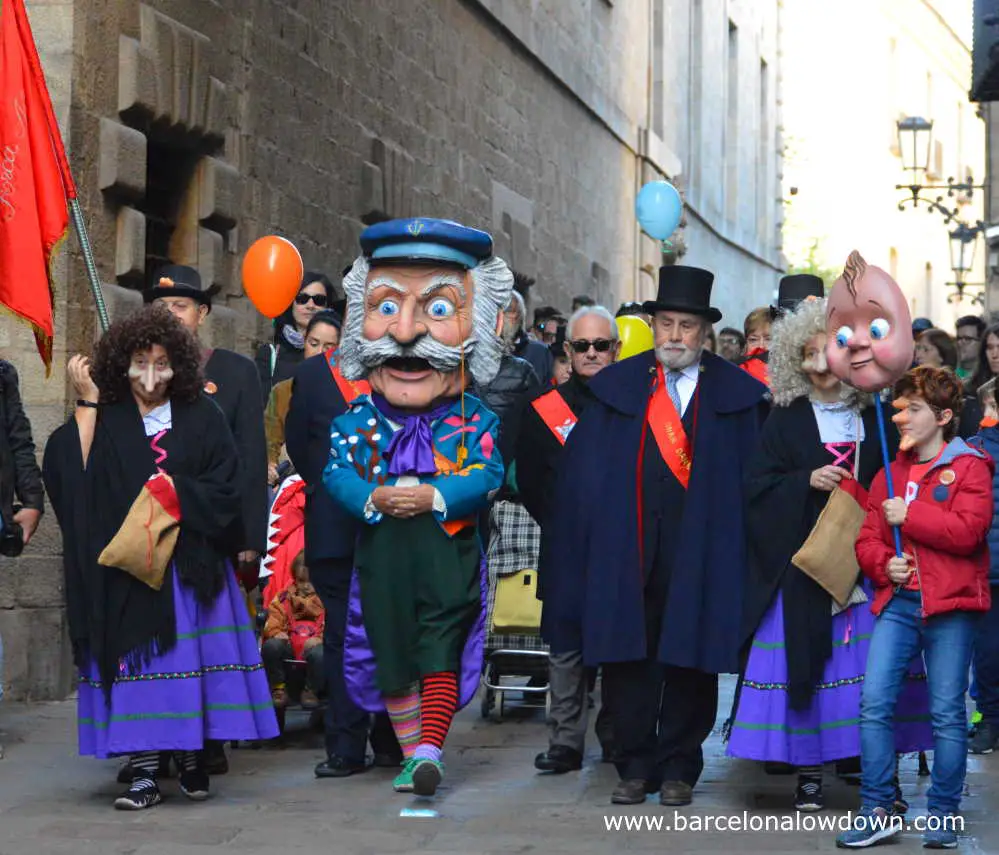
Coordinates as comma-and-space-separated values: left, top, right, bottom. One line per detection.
668, 361, 700, 381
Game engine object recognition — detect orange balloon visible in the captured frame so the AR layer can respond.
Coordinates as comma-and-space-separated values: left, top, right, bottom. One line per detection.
242, 236, 305, 318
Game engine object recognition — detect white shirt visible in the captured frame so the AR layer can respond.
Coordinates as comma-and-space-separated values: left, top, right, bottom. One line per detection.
669, 362, 700, 417
141, 401, 172, 436
811, 401, 865, 444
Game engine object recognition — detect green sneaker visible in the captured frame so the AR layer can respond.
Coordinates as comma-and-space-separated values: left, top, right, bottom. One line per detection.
393, 758, 419, 793
412, 758, 444, 797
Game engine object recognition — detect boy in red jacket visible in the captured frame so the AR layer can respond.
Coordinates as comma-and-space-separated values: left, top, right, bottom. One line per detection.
837, 366, 993, 849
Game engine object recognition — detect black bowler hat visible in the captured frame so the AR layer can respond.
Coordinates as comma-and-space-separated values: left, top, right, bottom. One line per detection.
777, 274, 824, 313
642, 265, 721, 323
144, 264, 219, 309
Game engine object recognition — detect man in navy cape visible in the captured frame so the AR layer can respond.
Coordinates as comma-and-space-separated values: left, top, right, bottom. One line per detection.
541, 264, 768, 807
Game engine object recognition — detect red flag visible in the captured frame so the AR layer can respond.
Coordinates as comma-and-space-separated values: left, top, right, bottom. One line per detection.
0, 0, 76, 371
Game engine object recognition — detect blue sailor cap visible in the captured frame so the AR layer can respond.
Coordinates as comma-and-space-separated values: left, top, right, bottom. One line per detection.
359, 218, 493, 269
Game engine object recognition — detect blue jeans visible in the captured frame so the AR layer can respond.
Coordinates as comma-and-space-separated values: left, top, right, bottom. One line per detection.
861, 591, 979, 814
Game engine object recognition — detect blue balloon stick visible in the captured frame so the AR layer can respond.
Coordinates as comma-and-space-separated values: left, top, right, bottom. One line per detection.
873, 393, 903, 557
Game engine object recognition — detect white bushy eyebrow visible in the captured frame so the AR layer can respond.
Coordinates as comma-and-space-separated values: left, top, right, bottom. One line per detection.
366, 276, 408, 296
421, 273, 466, 299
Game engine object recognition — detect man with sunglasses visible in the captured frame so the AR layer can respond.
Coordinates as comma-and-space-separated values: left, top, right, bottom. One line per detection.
518, 305, 621, 775
540, 265, 769, 808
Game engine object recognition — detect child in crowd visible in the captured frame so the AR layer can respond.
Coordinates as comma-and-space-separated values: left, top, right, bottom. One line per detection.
969, 378, 999, 755
837, 366, 993, 849
262, 551, 325, 710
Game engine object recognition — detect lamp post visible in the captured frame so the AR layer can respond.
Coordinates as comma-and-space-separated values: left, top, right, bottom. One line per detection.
895, 116, 986, 222
945, 223, 985, 304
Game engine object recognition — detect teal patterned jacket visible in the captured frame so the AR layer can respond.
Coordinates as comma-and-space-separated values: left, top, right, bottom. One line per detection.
322, 393, 503, 534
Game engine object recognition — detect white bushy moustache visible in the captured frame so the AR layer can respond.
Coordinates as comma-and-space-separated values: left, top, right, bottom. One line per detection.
656, 342, 700, 370
357, 333, 475, 373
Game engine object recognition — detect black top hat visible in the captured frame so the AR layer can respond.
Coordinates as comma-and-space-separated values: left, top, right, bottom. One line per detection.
144, 264, 219, 308
549, 324, 568, 359
642, 265, 721, 323
777, 274, 824, 313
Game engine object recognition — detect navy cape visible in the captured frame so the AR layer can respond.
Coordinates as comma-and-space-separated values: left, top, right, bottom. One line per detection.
541, 349, 768, 674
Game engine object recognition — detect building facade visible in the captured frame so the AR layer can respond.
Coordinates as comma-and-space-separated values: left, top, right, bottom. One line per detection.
2, 0, 784, 698
782, 0, 986, 327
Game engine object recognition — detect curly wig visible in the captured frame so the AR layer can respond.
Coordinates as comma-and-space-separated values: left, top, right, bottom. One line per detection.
768, 297, 866, 409
92, 305, 204, 404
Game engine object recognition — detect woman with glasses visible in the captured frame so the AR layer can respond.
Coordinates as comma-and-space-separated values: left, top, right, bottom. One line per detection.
959, 322, 999, 438
255, 272, 337, 401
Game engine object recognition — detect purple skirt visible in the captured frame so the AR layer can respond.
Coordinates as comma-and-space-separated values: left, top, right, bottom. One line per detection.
728, 584, 932, 766
77, 566, 279, 759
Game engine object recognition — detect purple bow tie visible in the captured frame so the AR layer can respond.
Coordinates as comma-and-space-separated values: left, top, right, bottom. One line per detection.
372, 394, 454, 477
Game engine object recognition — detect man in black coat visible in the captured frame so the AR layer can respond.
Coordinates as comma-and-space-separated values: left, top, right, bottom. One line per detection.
517, 306, 619, 775
0, 360, 44, 551
285, 349, 400, 777
505, 285, 554, 384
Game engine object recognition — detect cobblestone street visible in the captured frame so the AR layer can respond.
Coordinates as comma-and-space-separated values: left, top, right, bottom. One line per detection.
1, 678, 997, 854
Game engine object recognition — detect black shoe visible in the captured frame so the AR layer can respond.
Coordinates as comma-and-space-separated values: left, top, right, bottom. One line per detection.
204, 742, 228, 776
180, 769, 211, 801
315, 755, 368, 778
611, 778, 647, 805
659, 780, 693, 807
794, 777, 824, 812
534, 745, 583, 774
835, 757, 862, 782
893, 777, 909, 816
373, 752, 404, 769
114, 778, 163, 811
970, 722, 998, 754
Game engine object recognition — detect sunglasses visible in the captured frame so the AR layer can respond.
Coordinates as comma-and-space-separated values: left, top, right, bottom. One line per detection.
295, 292, 328, 307
569, 338, 613, 354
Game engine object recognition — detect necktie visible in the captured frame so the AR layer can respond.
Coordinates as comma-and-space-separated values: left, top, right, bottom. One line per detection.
666, 370, 682, 414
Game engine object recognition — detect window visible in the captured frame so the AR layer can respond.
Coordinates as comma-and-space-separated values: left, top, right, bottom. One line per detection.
757, 59, 769, 239
726, 20, 739, 222
691, 0, 704, 190
652, 0, 664, 138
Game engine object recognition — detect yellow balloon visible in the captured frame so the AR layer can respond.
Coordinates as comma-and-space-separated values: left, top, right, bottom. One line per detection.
617, 315, 654, 360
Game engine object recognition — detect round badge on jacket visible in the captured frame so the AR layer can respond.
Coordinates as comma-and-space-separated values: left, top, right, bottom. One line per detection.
938, 469, 956, 486
204, 381, 218, 395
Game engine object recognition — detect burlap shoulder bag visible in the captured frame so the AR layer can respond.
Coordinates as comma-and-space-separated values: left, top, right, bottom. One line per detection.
98, 473, 181, 590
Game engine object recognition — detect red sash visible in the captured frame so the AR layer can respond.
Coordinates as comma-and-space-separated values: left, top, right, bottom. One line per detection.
326, 349, 370, 403
646, 364, 693, 489
531, 389, 578, 446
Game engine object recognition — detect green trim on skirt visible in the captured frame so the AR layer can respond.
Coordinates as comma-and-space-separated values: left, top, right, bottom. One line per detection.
355, 514, 480, 694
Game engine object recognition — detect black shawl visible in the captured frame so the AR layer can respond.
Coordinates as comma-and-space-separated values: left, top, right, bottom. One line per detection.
42, 396, 241, 694
741, 397, 895, 709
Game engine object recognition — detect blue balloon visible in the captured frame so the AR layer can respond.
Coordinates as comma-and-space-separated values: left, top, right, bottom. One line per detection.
635, 181, 683, 241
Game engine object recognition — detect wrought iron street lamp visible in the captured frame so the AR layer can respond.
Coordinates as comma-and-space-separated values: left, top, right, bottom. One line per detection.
895, 116, 986, 222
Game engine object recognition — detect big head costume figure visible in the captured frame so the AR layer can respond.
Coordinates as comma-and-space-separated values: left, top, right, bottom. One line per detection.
338, 219, 512, 406
324, 218, 510, 799
825, 250, 913, 393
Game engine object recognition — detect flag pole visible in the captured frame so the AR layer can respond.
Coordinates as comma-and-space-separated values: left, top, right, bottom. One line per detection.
67, 199, 110, 334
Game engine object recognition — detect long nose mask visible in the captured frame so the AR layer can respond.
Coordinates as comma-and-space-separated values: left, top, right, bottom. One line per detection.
128, 363, 173, 393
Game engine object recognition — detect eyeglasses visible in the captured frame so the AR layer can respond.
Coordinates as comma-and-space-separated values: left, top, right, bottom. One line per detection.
295, 293, 328, 307
569, 338, 613, 354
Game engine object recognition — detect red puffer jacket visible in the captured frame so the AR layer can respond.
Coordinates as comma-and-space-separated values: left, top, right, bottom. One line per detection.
856, 437, 994, 618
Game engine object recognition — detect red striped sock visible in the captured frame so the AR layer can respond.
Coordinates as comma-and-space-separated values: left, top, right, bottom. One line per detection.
417, 671, 459, 752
